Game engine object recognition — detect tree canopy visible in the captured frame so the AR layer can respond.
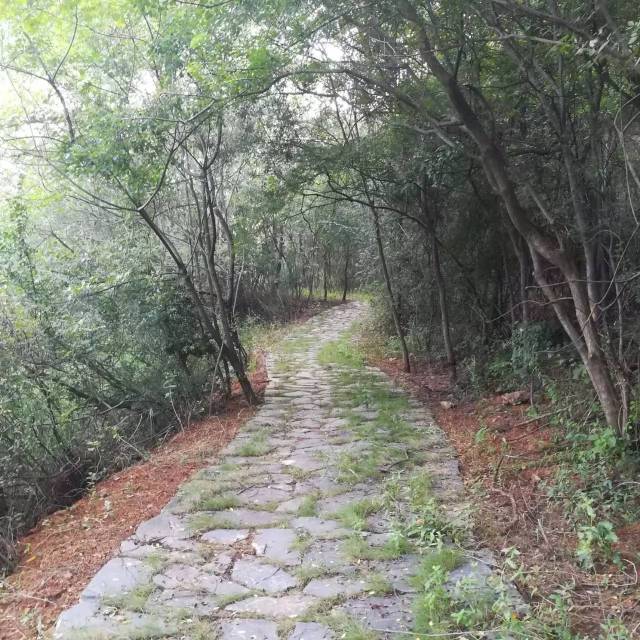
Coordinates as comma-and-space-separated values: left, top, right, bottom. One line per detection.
1, 2, 640, 631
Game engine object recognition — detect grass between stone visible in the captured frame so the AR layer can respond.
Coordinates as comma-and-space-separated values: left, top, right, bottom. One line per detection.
102, 582, 154, 613
318, 330, 513, 637
296, 492, 320, 517
234, 431, 273, 457
333, 499, 382, 530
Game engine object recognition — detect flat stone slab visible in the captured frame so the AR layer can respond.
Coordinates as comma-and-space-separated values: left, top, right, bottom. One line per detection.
202, 552, 234, 575
221, 619, 279, 640
54, 609, 172, 639
153, 563, 249, 597
226, 594, 319, 618
288, 622, 334, 640
376, 556, 421, 593
276, 496, 309, 512
134, 513, 190, 541
232, 559, 298, 594
303, 575, 366, 598
294, 476, 343, 494
317, 491, 374, 516
291, 517, 350, 538
239, 486, 292, 505
148, 590, 220, 616
202, 509, 287, 528
303, 540, 354, 573
252, 528, 301, 565
201, 529, 250, 544
282, 453, 325, 472
54, 302, 521, 635
83, 557, 152, 599
339, 595, 414, 632
54, 599, 101, 635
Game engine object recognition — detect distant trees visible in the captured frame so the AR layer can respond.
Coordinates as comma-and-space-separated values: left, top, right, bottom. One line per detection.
286, 0, 640, 437
2, 0, 640, 569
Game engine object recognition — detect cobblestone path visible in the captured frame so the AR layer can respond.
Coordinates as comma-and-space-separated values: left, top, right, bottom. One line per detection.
55, 302, 519, 640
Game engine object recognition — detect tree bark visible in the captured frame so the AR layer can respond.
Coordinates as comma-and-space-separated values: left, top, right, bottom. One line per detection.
398, 0, 623, 431
431, 231, 456, 380
372, 206, 411, 372
342, 248, 350, 302
419, 186, 456, 379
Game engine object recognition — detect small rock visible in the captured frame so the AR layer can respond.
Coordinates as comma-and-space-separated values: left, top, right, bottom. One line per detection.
496, 390, 529, 405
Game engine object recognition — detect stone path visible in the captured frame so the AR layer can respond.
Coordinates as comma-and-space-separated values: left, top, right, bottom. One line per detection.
54, 303, 520, 640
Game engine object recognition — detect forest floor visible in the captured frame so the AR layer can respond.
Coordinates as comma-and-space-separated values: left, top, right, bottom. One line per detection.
0, 300, 337, 640
375, 356, 640, 636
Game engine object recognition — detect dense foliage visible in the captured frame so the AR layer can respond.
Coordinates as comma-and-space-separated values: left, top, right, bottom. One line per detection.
1, 1, 640, 634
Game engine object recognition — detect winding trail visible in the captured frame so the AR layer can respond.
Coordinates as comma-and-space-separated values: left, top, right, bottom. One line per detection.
55, 302, 518, 640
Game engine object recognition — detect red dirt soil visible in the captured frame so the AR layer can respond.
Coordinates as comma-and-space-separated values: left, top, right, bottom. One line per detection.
376, 356, 640, 635
0, 355, 269, 640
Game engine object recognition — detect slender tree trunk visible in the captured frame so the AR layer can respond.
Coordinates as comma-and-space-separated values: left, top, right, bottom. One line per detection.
342, 249, 350, 302
209, 263, 257, 405
507, 226, 529, 325
372, 206, 411, 372
420, 186, 456, 379
431, 232, 456, 380
323, 251, 328, 301
200, 176, 257, 406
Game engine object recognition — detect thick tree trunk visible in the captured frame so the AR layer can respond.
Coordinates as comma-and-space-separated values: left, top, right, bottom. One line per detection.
372, 206, 411, 373
399, 0, 623, 431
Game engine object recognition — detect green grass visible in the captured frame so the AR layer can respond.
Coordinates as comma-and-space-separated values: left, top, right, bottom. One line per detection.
334, 498, 382, 530
286, 466, 313, 481
215, 591, 254, 607
294, 564, 335, 585
188, 513, 236, 532
318, 334, 365, 368
143, 550, 169, 574
323, 612, 378, 640
342, 534, 410, 561
364, 572, 394, 595
186, 620, 218, 640
195, 493, 240, 511
279, 333, 315, 356
412, 564, 454, 635
403, 498, 469, 546
235, 432, 272, 457
410, 548, 464, 591
102, 582, 154, 612
218, 461, 242, 473
407, 469, 433, 508
291, 532, 313, 554
336, 450, 383, 484
297, 492, 319, 516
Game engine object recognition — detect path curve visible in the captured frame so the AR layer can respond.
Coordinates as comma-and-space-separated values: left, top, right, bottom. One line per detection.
55, 302, 518, 640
